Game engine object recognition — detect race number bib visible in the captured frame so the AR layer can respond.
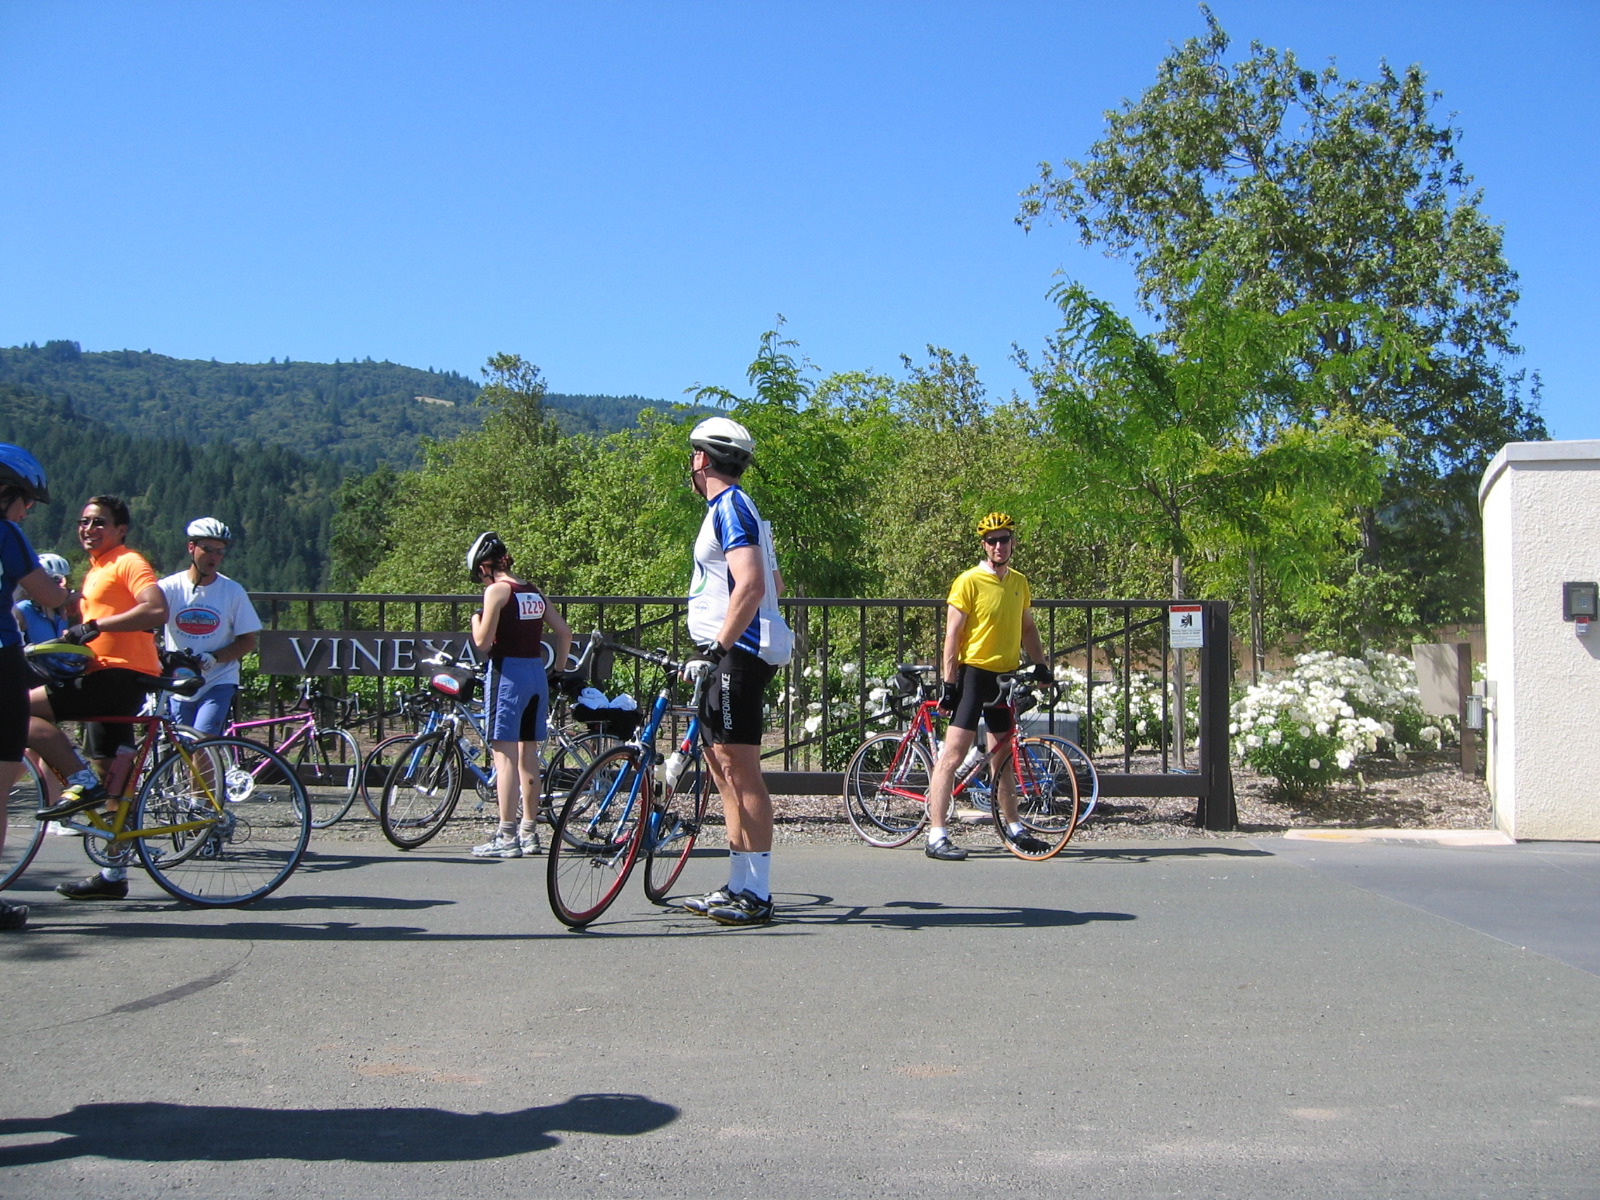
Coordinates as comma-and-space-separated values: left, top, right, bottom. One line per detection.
516, 591, 546, 620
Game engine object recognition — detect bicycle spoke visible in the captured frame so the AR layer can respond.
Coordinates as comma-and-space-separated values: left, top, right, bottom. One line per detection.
1, 759, 47, 890
297, 727, 361, 828
379, 732, 463, 850
842, 733, 931, 848
547, 746, 646, 927
644, 747, 707, 903
993, 738, 1077, 860
137, 737, 311, 905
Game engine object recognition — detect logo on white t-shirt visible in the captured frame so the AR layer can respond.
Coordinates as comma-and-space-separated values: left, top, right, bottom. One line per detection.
175, 606, 222, 637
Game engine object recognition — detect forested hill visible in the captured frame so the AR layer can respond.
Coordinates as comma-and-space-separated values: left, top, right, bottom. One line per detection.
0, 341, 670, 469
0, 381, 339, 590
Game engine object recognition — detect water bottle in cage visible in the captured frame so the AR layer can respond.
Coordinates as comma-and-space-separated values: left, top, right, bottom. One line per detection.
660, 749, 690, 790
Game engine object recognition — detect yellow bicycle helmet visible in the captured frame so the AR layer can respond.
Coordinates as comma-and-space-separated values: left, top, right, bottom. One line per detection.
975, 512, 1015, 538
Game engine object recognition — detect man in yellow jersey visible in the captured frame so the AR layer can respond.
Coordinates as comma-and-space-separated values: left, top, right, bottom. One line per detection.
925, 512, 1054, 861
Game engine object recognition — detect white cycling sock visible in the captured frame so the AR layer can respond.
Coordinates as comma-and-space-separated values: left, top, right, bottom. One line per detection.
1008, 821, 1025, 837
102, 866, 126, 883
742, 851, 771, 902
928, 826, 949, 844
727, 850, 752, 895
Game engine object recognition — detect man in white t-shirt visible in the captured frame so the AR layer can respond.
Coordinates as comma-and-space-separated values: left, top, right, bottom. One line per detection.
158, 517, 262, 736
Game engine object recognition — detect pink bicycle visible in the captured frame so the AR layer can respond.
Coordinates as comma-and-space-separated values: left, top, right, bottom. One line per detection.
224, 680, 361, 828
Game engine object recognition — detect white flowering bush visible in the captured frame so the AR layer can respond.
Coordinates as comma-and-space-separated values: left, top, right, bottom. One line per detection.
1230, 651, 1454, 795
775, 657, 913, 769
1081, 670, 1200, 753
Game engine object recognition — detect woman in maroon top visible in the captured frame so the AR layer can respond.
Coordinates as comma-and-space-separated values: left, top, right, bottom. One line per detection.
466, 533, 570, 858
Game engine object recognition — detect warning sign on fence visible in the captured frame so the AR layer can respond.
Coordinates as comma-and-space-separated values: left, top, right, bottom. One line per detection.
1169, 604, 1204, 649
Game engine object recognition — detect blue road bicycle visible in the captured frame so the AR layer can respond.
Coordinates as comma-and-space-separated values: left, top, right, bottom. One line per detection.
546, 643, 711, 928
377, 649, 617, 850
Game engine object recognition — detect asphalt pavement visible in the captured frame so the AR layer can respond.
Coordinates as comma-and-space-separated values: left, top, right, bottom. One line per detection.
1, 828, 1596, 1199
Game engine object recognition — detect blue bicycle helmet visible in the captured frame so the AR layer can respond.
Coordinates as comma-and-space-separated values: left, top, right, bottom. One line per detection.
0, 444, 48, 503
24, 639, 92, 685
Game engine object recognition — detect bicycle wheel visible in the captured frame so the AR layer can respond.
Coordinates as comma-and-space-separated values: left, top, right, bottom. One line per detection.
136, 737, 311, 905
643, 751, 707, 903
546, 745, 647, 928
82, 726, 215, 868
1025, 735, 1100, 822
358, 733, 416, 819
842, 733, 931, 848
1, 758, 47, 890
992, 738, 1076, 861
379, 731, 463, 849
542, 731, 621, 845
296, 727, 362, 828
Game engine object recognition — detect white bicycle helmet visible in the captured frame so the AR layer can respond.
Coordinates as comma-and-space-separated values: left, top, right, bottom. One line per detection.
689, 416, 756, 471
36, 552, 70, 579
186, 516, 233, 543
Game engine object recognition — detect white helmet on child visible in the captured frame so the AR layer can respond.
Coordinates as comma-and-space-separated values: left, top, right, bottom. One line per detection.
36, 552, 70, 579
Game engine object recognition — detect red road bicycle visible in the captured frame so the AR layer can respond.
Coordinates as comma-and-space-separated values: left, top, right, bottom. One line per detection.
841, 664, 1081, 860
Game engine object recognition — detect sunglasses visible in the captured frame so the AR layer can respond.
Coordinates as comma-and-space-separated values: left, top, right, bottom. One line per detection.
78, 517, 109, 529
983, 533, 1013, 545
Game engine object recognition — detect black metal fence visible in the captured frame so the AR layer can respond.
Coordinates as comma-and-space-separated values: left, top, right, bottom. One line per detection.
251, 592, 1236, 831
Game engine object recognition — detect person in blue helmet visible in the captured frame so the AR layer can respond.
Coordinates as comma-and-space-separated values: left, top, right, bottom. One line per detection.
0, 444, 73, 930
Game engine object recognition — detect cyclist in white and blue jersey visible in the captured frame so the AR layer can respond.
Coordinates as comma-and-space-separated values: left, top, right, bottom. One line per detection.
679, 417, 792, 927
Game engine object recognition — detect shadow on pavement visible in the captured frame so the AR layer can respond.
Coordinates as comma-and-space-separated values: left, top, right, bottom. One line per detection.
0, 1093, 678, 1166
790, 896, 1136, 931
1058, 844, 1274, 863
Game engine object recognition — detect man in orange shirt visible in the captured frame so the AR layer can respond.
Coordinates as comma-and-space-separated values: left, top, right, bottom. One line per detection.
30, 495, 168, 900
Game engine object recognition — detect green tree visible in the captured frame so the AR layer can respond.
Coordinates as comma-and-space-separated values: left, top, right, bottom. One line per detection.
690, 323, 873, 598
1017, 7, 1544, 627
359, 355, 583, 595
328, 463, 401, 590
1026, 265, 1400, 615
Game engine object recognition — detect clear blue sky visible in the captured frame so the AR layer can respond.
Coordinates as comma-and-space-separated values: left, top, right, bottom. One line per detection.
2, 1, 1594, 440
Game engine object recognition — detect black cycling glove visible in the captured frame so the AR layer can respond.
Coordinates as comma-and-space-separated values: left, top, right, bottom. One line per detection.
62, 620, 100, 645
1029, 663, 1053, 686
938, 680, 961, 714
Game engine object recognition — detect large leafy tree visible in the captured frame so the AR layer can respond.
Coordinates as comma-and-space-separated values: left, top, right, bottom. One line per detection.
360, 354, 583, 595
691, 323, 874, 599
1017, 7, 1544, 627
1028, 265, 1399, 612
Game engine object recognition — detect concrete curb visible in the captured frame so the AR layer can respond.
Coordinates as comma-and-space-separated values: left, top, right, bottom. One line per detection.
1283, 826, 1515, 846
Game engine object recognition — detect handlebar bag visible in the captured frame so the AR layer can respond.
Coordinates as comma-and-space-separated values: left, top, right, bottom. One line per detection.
429, 665, 477, 702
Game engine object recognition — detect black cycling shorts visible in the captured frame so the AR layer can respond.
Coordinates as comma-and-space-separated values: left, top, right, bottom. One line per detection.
698, 646, 777, 747
948, 664, 1014, 736
0, 645, 29, 761
43, 667, 157, 757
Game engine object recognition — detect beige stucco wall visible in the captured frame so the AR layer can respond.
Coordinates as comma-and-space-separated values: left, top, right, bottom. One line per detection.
1479, 441, 1600, 840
